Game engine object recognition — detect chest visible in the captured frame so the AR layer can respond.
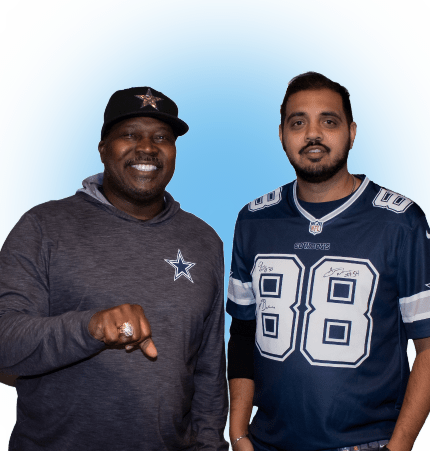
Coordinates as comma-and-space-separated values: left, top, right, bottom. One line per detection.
244, 216, 403, 367
45, 224, 218, 341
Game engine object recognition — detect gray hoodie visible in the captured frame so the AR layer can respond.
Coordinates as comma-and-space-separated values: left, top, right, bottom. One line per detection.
0, 174, 228, 451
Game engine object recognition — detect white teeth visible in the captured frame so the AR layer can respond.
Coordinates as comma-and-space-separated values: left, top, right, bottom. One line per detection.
308, 149, 322, 153
132, 164, 158, 172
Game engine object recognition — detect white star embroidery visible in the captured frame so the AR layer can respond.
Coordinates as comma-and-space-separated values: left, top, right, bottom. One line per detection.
165, 250, 196, 283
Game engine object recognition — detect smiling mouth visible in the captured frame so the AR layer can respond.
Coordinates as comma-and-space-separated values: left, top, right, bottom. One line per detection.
131, 164, 159, 172
299, 142, 331, 156
303, 148, 327, 158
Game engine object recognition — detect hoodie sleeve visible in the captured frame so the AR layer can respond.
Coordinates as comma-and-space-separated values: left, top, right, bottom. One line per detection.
0, 212, 105, 377
191, 245, 229, 451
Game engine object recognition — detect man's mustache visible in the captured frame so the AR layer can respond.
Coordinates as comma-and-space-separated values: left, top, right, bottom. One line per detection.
125, 157, 162, 168
299, 141, 331, 155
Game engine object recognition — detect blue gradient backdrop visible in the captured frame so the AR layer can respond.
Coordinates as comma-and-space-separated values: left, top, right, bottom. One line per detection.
1, 1, 429, 449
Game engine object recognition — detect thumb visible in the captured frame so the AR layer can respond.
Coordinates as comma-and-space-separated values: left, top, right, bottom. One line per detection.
139, 338, 158, 359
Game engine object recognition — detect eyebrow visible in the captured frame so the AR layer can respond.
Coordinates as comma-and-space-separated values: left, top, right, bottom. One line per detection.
321, 111, 343, 121
154, 127, 174, 133
286, 111, 343, 123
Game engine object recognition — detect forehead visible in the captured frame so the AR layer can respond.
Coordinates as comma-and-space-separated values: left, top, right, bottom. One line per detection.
110, 116, 174, 134
285, 88, 345, 117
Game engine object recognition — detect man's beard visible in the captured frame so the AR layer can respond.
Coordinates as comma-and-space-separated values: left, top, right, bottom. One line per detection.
103, 164, 166, 206
106, 175, 163, 205
282, 138, 351, 183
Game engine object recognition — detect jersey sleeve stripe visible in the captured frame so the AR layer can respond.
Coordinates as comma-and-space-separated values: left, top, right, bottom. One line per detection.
399, 290, 430, 323
228, 278, 255, 306
226, 298, 256, 320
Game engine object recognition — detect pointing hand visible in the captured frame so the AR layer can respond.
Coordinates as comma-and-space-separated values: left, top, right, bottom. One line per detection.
88, 303, 157, 359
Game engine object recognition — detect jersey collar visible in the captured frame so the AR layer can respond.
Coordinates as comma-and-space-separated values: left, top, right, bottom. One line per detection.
293, 176, 370, 223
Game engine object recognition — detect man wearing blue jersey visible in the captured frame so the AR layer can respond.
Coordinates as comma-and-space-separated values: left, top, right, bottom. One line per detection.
227, 72, 430, 451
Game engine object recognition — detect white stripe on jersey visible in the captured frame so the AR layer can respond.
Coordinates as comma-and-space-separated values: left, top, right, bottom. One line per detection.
228, 277, 255, 306
293, 177, 370, 223
399, 290, 430, 323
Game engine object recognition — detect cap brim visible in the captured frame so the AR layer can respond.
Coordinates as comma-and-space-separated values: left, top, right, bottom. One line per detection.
101, 111, 189, 139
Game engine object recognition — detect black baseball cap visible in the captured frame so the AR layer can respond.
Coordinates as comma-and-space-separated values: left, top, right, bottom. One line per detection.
101, 87, 189, 139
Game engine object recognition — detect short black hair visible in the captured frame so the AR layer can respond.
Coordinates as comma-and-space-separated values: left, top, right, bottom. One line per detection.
280, 72, 353, 128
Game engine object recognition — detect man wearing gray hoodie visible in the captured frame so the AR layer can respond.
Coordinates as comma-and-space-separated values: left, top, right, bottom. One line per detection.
0, 87, 228, 451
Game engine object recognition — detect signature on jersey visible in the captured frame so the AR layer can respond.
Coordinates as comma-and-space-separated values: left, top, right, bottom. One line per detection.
323, 267, 360, 278
258, 262, 273, 273
260, 299, 275, 311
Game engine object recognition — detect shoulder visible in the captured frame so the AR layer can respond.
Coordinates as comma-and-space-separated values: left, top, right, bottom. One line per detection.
176, 209, 223, 248
9, 195, 97, 241
364, 179, 425, 227
236, 181, 295, 222
2, 195, 85, 251
12, 195, 80, 223
23, 194, 91, 225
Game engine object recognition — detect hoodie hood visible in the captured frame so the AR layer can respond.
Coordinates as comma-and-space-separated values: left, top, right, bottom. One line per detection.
76, 173, 181, 225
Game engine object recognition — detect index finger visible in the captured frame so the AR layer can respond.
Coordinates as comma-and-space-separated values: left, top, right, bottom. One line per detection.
139, 338, 158, 359
137, 312, 158, 359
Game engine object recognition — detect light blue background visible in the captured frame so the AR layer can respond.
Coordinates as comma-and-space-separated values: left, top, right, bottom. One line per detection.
1, 1, 430, 449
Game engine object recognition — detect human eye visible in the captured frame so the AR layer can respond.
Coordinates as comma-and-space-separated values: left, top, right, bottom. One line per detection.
290, 119, 304, 128
323, 118, 338, 127
121, 132, 136, 139
152, 134, 166, 143
154, 132, 174, 143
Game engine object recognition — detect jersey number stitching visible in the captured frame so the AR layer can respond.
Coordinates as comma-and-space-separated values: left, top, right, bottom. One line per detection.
372, 188, 413, 213
252, 255, 379, 368
248, 188, 282, 212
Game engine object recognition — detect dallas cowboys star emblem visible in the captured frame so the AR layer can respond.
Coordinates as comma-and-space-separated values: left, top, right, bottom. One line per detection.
165, 249, 196, 283
134, 88, 163, 110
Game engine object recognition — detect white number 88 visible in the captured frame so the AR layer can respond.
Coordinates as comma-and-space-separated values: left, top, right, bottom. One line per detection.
253, 255, 379, 368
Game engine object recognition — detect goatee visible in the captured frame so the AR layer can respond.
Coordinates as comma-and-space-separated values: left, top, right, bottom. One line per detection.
282, 138, 351, 184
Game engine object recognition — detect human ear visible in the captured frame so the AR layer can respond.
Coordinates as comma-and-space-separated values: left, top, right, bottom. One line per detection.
349, 122, 357, 148
98, 141, 106, 163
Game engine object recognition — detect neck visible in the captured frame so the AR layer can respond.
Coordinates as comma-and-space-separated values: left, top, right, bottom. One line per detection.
296, 167, 361, 203
101, 183, 165, 221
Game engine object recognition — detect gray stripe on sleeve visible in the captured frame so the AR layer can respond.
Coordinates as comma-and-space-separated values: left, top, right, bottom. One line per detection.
400, 290, 430, 323
228, 277, 255, 306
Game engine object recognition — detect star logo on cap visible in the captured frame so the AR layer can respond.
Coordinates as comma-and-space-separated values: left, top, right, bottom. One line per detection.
135, 88, 163, 110
165, 250, 196, 283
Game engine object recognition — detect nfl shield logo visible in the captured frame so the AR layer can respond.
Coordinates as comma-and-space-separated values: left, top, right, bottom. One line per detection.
309, 220, 323, 235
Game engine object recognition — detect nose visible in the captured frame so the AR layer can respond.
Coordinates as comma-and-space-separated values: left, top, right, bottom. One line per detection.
305, 121, 322, 142
135, 136, 158, 155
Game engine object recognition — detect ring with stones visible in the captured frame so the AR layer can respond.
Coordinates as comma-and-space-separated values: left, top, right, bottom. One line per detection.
118, 322, 133, 338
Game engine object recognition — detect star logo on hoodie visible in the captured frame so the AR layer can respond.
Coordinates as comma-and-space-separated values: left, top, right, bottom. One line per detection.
165, 250, 195, 283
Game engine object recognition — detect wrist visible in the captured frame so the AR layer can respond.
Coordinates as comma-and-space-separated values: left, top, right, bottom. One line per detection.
231, 433, 249, 449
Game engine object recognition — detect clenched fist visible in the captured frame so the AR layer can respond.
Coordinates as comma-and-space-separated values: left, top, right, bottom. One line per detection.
88, 303, 157, 359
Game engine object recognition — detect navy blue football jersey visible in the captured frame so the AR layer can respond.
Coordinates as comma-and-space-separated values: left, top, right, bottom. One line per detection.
227, 176, 430, 451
